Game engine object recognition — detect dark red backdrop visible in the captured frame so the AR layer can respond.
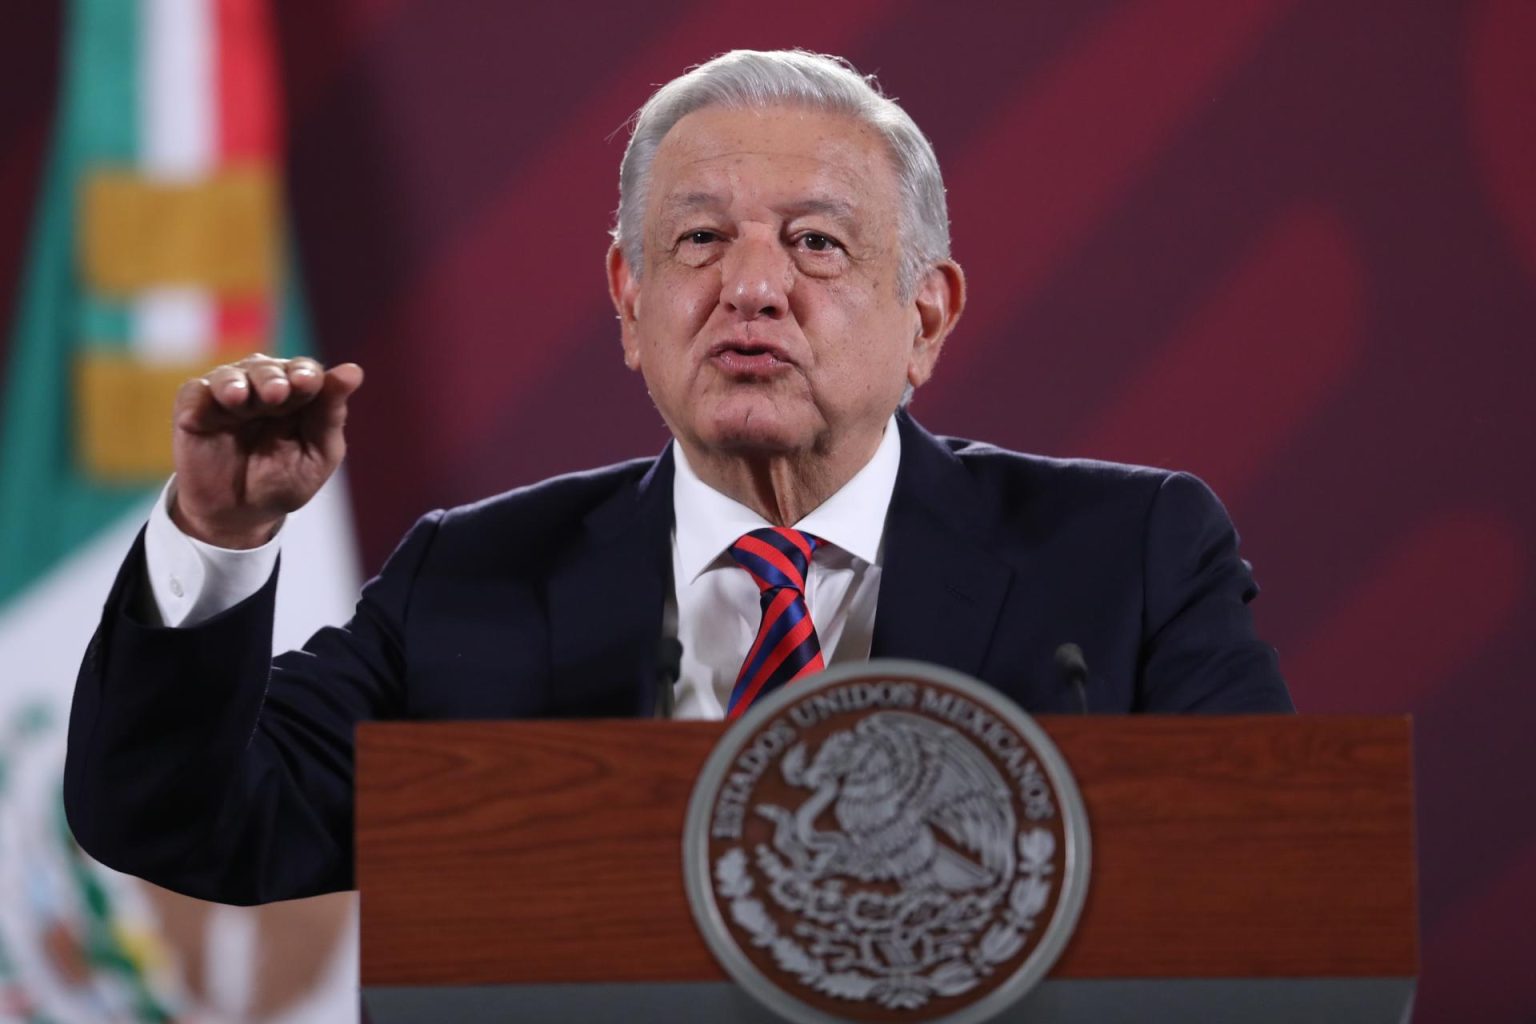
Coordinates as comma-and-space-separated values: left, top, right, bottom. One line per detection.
4, 2, 1533, 1019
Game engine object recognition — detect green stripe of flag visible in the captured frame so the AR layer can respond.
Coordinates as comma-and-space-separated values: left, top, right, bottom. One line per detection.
0, 0, 147, 606
70, 0, 139, 166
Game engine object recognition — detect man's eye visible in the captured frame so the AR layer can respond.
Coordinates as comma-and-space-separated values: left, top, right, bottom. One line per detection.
797, 233, 840, 253
682, 230, 720, 246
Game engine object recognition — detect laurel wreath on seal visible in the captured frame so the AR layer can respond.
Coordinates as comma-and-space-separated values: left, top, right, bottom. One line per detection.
715, 828, 1057, 1010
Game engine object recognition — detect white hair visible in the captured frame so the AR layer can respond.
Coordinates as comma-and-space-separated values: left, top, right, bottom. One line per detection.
613, 49, 951, 298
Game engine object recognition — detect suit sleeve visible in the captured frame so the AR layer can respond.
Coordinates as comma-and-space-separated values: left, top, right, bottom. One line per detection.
64, 512, 443, 905
1135, 472, 1294, 712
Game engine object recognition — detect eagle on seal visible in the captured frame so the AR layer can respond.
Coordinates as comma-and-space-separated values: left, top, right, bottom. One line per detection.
758, 711, 1017, 893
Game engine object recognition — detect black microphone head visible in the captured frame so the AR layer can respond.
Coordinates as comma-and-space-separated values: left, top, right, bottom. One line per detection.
656, 636, 684, 678
1053, 642, 1087, 682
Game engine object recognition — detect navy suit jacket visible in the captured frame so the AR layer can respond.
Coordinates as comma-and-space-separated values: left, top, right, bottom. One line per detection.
65, 412, 1290, 904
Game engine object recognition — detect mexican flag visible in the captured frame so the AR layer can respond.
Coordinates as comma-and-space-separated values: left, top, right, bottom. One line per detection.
0, 1, 359, 1019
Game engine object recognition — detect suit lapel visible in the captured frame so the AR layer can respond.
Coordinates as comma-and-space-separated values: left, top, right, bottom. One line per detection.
545, 449, 674, 717
870, 413, 1014, 678
542, 417, 1015, 715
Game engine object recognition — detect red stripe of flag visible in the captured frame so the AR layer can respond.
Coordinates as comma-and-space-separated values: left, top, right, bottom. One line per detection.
215, 0, 280, 350
216, 0, 279, 161
214, 295, 270, 353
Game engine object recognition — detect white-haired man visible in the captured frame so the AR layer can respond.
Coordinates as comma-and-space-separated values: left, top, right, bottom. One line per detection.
66, 50, 1292, 906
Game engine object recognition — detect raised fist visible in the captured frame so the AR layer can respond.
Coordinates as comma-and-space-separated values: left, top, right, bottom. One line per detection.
171, 355, 364, 549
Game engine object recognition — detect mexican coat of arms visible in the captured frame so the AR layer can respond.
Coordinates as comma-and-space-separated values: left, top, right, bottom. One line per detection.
685, 660, 1090, 1024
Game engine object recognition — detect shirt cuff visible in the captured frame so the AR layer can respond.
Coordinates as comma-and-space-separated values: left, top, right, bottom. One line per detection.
143, 477, 284, 627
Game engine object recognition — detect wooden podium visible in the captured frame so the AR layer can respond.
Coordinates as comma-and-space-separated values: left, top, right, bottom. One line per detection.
356, 717, 1416, 1023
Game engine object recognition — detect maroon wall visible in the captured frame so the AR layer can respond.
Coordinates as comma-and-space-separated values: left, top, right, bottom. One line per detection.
5, 2, 1533, 1019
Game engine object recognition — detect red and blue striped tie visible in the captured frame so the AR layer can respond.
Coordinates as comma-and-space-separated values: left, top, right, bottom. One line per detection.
726, 527, 825, 719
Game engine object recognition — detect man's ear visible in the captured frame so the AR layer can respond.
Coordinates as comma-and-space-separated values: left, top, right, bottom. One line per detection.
607, 243, 643, 371
907, 260, 966, 388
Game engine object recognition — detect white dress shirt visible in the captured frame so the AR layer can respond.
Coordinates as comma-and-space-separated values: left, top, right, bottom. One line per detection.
143, 481, 284, 628
668, 418, 900, 718
143, 417, 902, 720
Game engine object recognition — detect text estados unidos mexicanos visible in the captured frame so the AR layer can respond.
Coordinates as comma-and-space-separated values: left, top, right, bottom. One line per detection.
710, 682, 1056, 840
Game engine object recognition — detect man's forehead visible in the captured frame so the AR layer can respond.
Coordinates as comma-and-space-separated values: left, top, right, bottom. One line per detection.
651, 112, 895, 219
655, 106, 888, 177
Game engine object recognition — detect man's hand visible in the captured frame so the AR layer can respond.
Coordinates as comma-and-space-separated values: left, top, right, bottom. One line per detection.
171, 355, 364, 549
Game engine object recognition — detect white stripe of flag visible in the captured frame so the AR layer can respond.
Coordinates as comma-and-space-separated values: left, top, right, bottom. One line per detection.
136, 0, 217, 361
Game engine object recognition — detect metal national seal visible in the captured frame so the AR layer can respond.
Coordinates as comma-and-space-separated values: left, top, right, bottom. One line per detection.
684, 659, 1091, 1024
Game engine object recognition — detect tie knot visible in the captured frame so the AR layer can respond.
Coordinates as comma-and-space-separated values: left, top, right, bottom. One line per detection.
729, 527, 819, 593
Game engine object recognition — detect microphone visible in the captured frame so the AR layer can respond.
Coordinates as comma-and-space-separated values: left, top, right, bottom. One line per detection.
655, 636, 684, 718
1054, 643, 1089, 715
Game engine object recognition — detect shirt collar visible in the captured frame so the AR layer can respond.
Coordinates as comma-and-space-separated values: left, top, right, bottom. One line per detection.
672, 415, 902, 584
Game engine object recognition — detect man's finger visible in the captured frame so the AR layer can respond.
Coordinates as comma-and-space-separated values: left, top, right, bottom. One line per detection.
283, 357, 327, 404
201, 365, 254, 412
174, 375, 227, 432
300, 363, 365, 455
317, 362, 364, 424
196, 357, 329, 416
175, 357, 352, 439
245, 360, 294, 406
325, 361, 364, 397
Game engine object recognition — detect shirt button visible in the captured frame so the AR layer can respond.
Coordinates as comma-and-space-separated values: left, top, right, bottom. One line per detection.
169, 576, 185, 598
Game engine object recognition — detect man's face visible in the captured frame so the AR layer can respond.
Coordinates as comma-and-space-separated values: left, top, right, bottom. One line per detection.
609, 105, 957, 467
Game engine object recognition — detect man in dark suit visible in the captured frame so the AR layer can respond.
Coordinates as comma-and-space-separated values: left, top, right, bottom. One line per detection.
66, 50, 1291, 906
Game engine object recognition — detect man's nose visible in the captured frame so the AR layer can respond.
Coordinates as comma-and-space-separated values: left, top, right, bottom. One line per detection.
720, 234, 791, 320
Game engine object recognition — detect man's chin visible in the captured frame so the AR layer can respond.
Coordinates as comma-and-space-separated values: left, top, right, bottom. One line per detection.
692, 405, 817, 457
